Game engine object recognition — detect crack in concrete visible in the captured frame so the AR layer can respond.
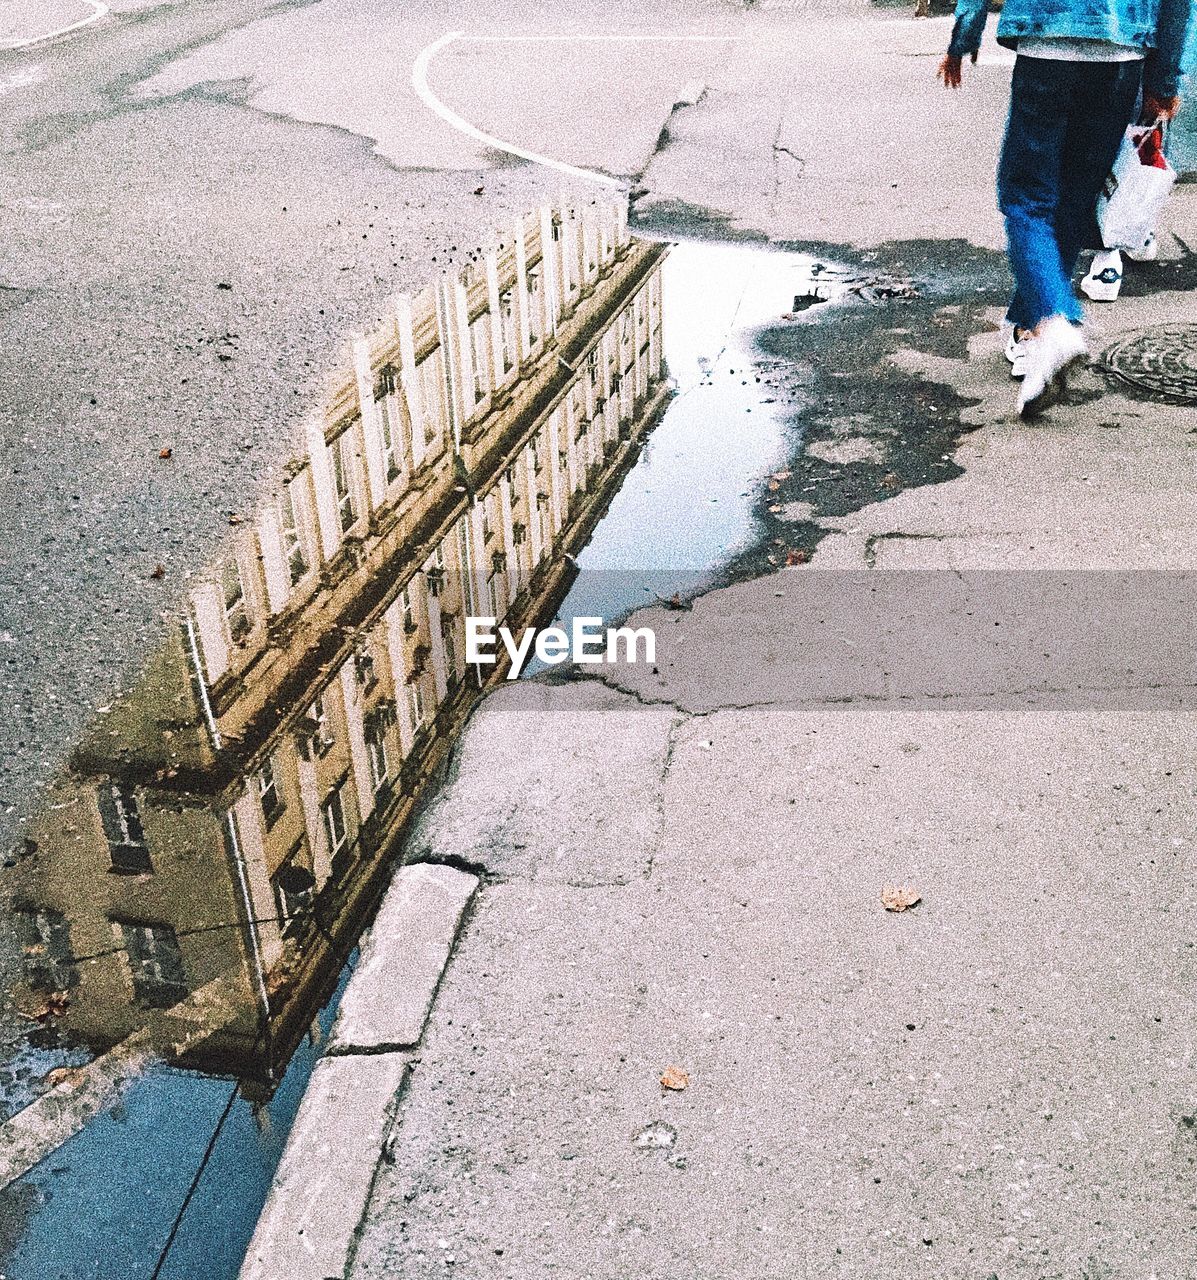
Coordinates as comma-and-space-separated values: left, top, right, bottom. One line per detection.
644, 713, 687, 880
862, 529, 946, 568
561, 649, 1197, 720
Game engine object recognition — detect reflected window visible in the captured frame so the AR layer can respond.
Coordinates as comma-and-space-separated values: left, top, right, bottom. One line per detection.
14, 905, 77, 991
527, 267, 542, 346
117, 921, 188, 1009
400, 586, 417, 635
366, 720, 391, 797
416, 358, 442, 449
442, 618, 458, 684
407, 678, 426, 731
222, 561, 251, 642
354, 647, 377, 691
97, 784, 151, 875
487, 572, 505, 622
321, 784, 349, 862
299, 696, 334, 760
481, 496, 493, 545
470, 316, 491, 401
280, 481, 309, 586
257, 755, 284, 830
559, 216, 577, 295
498, 290, 516, 371
378, 368, 402, 484
332, 433, 357, 531
272, 842, 316, 932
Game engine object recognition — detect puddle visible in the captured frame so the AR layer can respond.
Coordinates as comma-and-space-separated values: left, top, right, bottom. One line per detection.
542, 241, 847, 643
0, 204, 829, 1278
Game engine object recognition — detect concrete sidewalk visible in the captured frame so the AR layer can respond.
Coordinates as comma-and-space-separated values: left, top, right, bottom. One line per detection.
341, 212, 1197, 1280
337, 225, 1197, 1280
234, 7, 1197, 1278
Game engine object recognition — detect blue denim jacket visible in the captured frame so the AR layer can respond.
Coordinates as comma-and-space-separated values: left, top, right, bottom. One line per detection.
949, 0, 1194, 96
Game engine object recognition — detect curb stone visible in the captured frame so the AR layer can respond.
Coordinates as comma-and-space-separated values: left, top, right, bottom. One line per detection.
238, 862, 480, 1280
329, 862, 480, 1054
238, 1052, 409, 1280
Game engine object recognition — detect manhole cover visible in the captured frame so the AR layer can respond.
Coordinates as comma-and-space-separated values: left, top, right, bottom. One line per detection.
1100, 323, 1197, 403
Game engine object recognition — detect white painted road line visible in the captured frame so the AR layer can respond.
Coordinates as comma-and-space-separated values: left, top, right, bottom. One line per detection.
466, 33, 746, 42
412, 30, 743, 188
0, 0, 108, 50
412, 30, 622, 187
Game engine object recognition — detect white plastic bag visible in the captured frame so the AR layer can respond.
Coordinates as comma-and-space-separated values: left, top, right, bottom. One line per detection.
1097, 124, 1176, 252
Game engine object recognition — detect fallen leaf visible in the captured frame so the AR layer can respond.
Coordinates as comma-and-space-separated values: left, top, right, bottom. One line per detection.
785, 549, 809, 566
228, 514, 243, 525
21, 991, 72, 1023
881, 884, 921, 913
880, 472, 901, 491
158, 447, 173, 460
660, 1065, 690, 1091
44, 1066, 85, 1090
149, 564, 166, 580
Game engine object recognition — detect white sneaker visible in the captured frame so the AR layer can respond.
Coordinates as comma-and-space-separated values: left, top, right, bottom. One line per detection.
1081, 249, 1123, 302
1017, 315, 1089, 419
1003, 324, 1031, 380
1126, 234, 1158, 263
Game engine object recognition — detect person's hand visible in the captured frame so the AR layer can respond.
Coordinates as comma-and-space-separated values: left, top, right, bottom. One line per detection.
1143, 91, 1181, 121
937, 51, 977, 88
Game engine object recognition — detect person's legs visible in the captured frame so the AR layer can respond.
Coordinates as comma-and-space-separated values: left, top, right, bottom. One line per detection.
1055, 60, 1144, 276
998, 56, 1081, 332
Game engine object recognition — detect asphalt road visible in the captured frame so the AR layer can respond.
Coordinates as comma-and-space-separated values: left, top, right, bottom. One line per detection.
0, 0, 713, 842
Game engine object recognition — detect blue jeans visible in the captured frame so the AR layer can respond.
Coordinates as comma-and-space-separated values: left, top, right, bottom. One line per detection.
997, 55, 1143, 332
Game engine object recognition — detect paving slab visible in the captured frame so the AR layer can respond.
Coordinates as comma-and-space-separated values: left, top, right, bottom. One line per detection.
346, 694, 1197, 1280
405, 680, 679, 886
330, 863, 480, 1055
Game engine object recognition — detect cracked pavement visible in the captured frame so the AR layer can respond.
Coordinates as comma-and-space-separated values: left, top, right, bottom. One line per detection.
347, 62, 1197, 1280
350, 220, 1197, 1276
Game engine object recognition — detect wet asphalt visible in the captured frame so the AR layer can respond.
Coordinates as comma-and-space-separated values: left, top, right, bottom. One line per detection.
0, 0, 598, 848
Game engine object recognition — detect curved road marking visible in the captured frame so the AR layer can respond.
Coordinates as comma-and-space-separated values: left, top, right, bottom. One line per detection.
1, 0, 108, 50
467, 33, 748, 42
413, 30, 743, 188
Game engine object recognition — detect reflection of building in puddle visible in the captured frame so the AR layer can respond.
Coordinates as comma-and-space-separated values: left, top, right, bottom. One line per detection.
5, 202, 669, 1105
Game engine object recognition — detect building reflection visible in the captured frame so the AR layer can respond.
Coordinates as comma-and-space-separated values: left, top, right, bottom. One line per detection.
5, 202, 669, 1100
